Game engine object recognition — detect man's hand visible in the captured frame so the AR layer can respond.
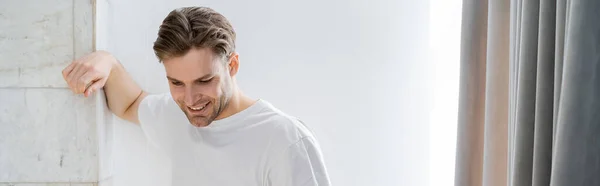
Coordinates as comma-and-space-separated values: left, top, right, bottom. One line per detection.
62, 51, 116, 97
61, 50, 145, 124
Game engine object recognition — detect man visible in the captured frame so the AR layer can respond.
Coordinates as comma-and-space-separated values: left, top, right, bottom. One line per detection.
62, 6, 330, 186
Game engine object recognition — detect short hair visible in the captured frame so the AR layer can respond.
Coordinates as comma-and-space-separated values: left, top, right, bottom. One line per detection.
153, 7, 236, 62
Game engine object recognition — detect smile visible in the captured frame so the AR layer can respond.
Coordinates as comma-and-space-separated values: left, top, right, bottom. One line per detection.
189, 102, 209, 111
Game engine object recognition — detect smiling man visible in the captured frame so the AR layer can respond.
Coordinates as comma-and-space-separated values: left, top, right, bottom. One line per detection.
62, 6, 330, 186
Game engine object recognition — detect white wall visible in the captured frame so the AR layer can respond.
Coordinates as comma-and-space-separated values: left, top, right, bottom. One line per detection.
0, 0, 98, 185
96, 1, 172, 185
98, 0, 442, 185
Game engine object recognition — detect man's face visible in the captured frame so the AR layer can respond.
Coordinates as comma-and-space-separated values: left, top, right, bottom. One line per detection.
162, 48, 234, 127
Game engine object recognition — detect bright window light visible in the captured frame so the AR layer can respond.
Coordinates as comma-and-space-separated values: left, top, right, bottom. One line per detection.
429, 0, 462, 186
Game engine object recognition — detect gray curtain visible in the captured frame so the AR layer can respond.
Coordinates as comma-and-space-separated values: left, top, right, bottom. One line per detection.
454, 0, 600, 186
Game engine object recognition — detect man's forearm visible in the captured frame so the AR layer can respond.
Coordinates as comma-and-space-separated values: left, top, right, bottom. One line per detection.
104, 60, 146, 124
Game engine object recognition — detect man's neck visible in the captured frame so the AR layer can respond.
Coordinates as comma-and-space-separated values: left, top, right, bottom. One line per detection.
214, 89, 256, 120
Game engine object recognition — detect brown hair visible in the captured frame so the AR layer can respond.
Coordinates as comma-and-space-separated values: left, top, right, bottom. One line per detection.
153, 7, 236, 62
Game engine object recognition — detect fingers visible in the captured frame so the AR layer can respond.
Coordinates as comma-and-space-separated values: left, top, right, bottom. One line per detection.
84, 78, 107, 97
62, 62, 76, 80
64, 52, 96, 93
76, 70, 102, 94
63, 61, 79, 93
67, 64, 86, 93
62, 51, 111, 96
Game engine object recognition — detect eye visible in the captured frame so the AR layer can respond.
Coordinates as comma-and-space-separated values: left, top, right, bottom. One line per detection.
171, 81, 183, 86
197, 77, 213, 84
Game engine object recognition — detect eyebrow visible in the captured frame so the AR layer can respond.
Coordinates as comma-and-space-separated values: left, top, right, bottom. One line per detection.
166, 74, 213, 82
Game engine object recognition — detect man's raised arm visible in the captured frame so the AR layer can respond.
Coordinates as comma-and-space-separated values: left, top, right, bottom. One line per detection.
62, 51, 147, 124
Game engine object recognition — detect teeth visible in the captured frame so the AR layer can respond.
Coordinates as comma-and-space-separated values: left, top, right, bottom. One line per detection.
190, 103, 208, 111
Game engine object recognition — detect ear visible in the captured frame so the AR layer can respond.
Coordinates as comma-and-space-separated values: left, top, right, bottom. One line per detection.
227, 52, 240, 77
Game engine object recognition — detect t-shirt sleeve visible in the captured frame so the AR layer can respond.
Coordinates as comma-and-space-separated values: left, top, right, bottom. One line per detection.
137, 93, 172, 150
267, 135, 331, 186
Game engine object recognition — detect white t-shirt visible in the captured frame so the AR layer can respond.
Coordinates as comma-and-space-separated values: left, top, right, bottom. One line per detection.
138, 93, 331, 186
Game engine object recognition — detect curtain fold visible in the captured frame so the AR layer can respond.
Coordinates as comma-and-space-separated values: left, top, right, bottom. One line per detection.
551, 0, 600, 185
531, 0, 555, 185
512, 0, 540, 184
482, 0, 510, 185
454, 0, 488, 185
552, 0, 566, 152
455, 0, 600, 185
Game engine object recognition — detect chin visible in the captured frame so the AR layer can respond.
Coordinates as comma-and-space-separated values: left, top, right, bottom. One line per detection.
178, 102, 219, 127
191, 122, 209, 127
188, 116, 212, 127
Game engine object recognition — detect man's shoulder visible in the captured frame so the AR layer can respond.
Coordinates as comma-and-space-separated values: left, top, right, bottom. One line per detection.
138, 92, 182, 123
140, 92, 177, 111
254, 100, 316, 145
141, 92, 173, 105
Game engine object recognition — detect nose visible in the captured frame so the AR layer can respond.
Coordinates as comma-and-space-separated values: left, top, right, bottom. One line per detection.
184, 87, 197, 106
